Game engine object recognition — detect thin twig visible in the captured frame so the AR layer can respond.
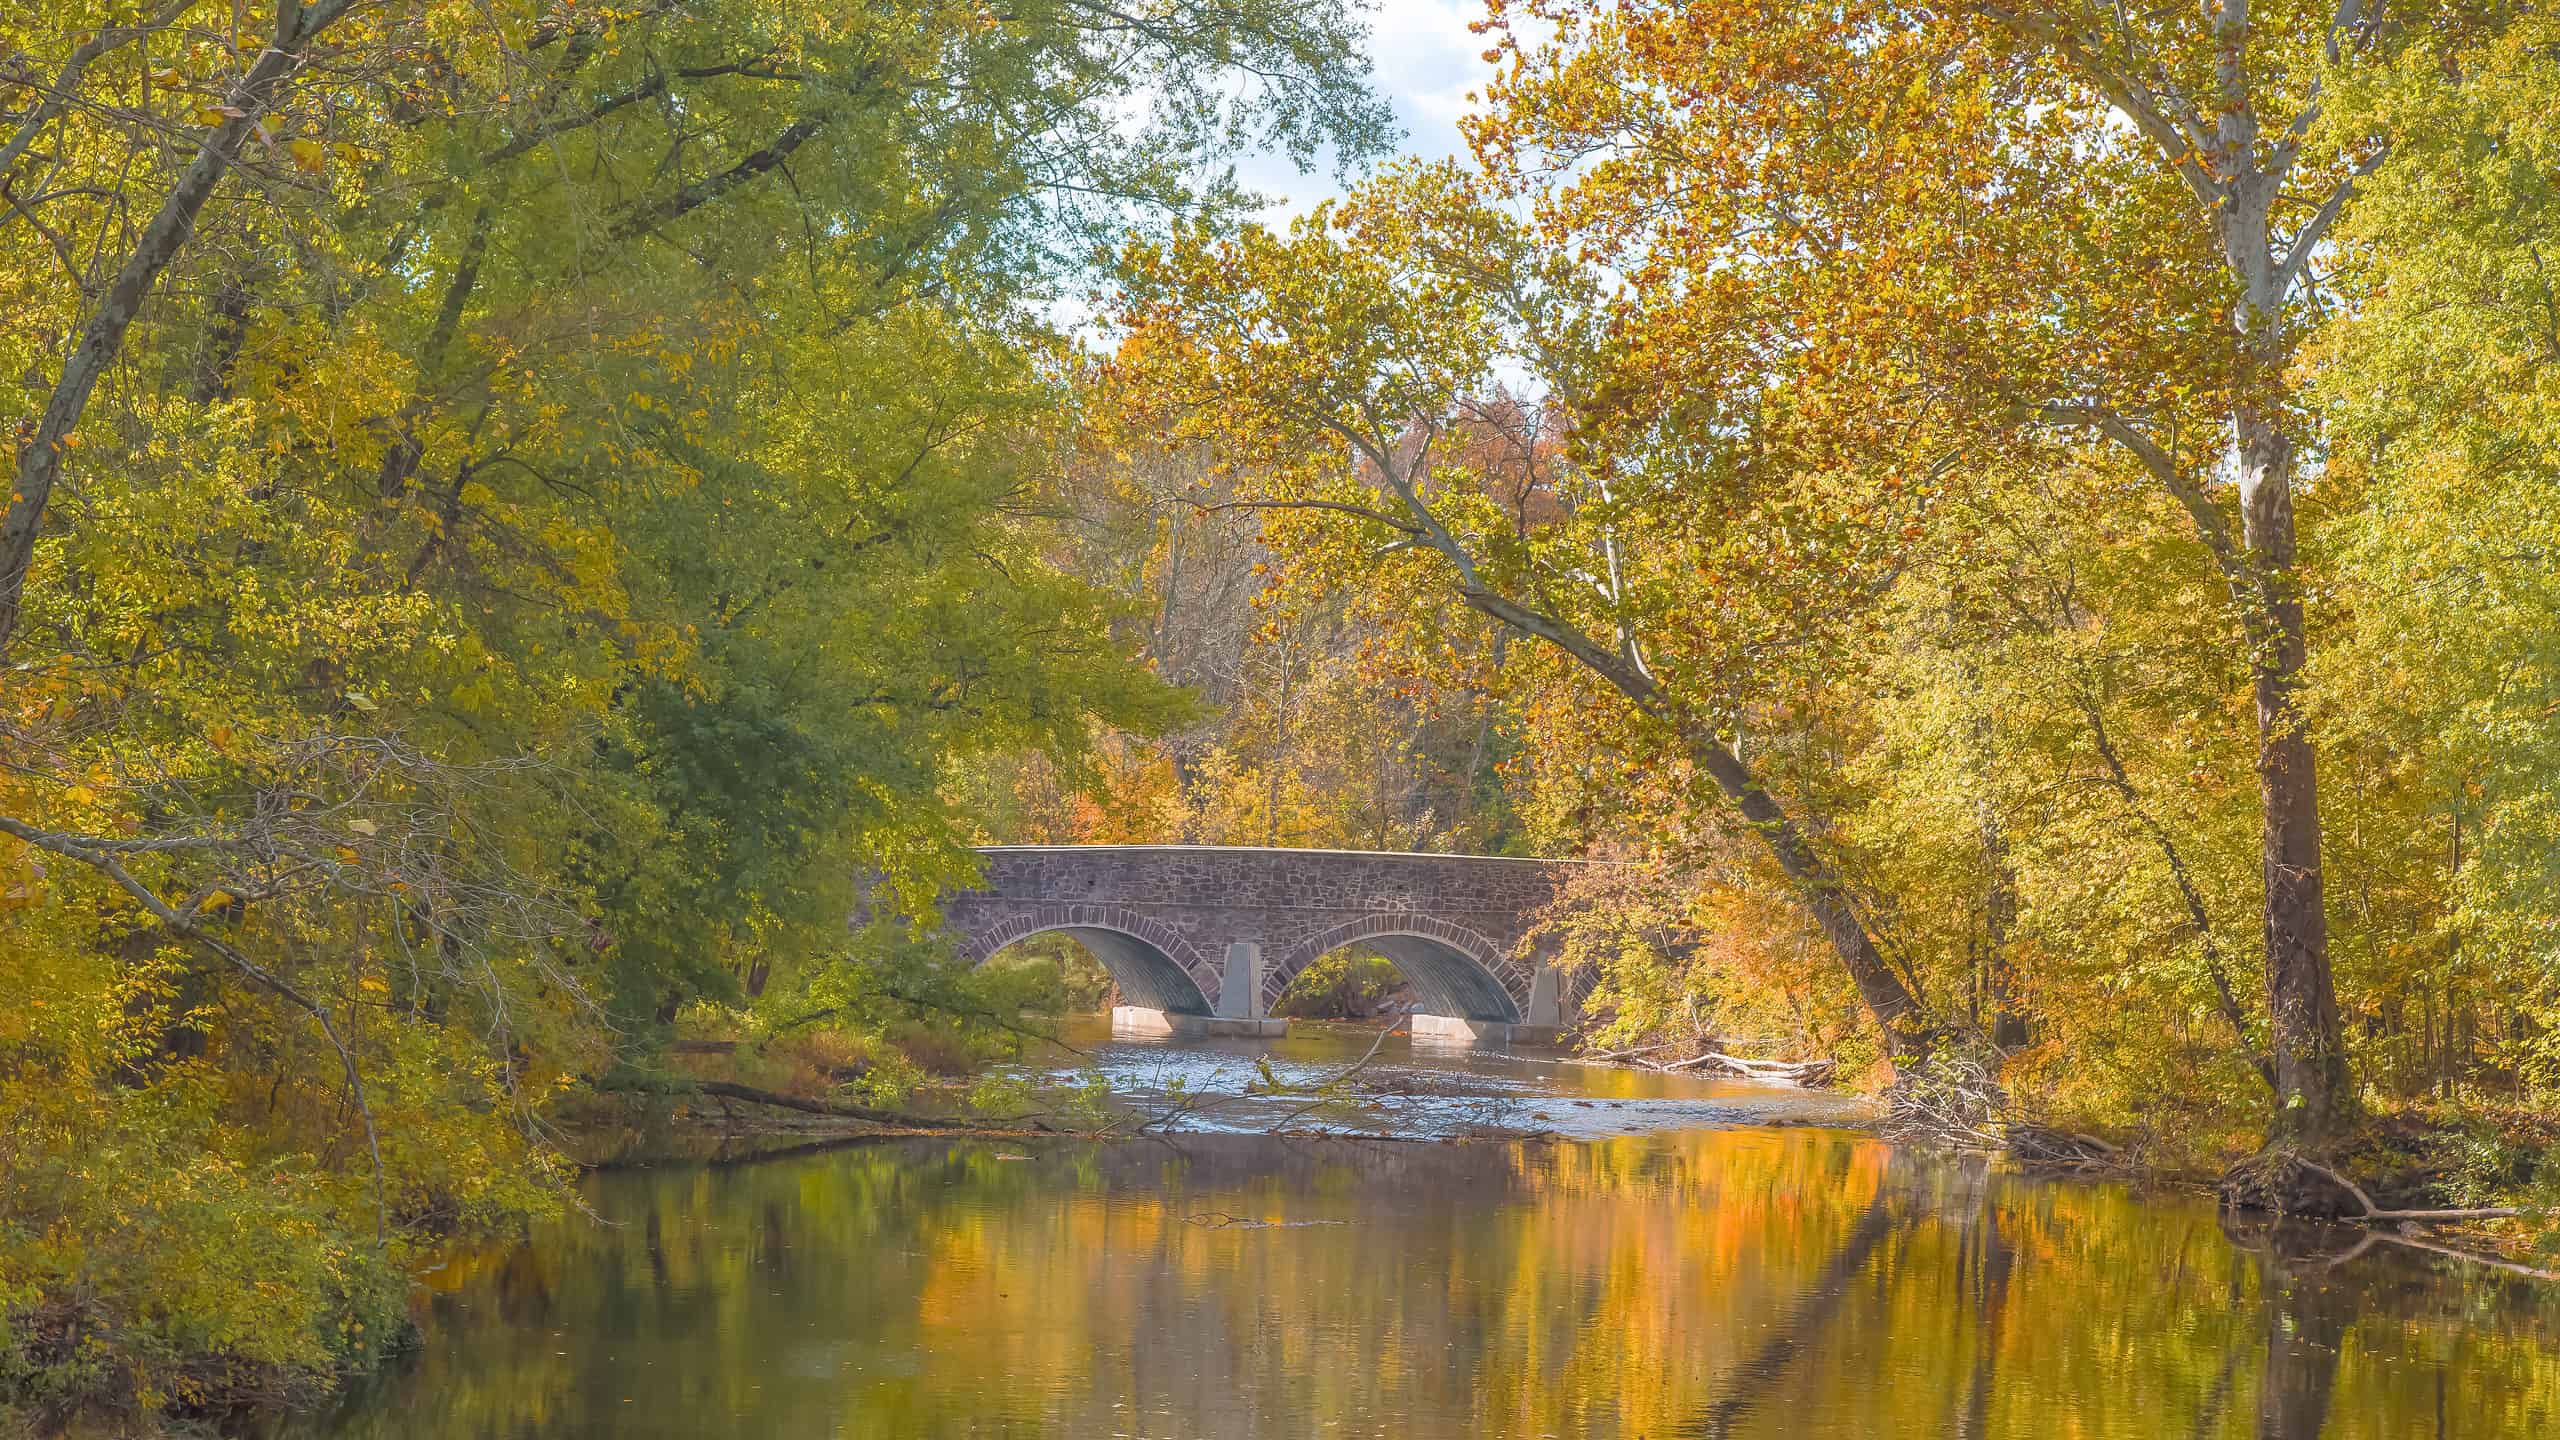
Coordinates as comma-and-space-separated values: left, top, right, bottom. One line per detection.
1256, 1023, 1400, 1132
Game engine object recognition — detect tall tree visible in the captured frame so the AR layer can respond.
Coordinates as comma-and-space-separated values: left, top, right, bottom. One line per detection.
1114, 167, 1937, 1058
1472, 0, 2409, 1139
1979, 0, 2375, 1148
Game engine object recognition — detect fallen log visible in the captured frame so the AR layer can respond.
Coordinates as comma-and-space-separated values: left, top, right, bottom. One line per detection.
2297, 1158, 2527, 1225
1651, 1051, 1838, 1087
591, 1073, 987, 1131
688, 1079, 984, 1129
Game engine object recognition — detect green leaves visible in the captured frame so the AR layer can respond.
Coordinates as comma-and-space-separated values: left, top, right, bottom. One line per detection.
1, 0, 1387, 1417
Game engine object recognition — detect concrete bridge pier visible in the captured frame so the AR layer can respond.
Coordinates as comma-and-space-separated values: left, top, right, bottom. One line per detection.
1409, 962, 1573, 1050
1113, 941, 1287, 1040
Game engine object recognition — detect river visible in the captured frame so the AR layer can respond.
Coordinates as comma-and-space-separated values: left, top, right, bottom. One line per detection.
299, 1024, 2559, 1437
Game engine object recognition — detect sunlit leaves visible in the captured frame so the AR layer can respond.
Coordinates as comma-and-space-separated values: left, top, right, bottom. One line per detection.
0, 0, 1384, 1413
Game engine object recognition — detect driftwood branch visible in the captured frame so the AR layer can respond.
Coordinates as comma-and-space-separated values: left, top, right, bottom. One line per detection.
1642, 1047, 1838, 1087
1125, 1020, 1404, 1135
2296, 1158, 2528, 1224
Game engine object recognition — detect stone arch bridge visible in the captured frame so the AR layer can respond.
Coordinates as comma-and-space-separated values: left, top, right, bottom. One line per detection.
938, 846, 1589, 1044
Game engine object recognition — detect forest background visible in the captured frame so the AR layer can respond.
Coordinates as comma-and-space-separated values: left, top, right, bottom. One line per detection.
8, 0, 2560, 1428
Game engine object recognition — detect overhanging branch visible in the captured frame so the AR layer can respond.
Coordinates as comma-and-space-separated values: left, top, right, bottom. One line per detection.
2035, 401, 2245, 585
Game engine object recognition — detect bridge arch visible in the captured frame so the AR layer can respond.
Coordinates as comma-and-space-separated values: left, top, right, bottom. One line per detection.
956, 905, 1216, 1015
1267, 914, 1529, 1024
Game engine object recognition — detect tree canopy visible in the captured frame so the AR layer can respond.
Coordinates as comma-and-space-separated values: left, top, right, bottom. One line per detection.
0, 0, 1381, 1415
1096, 0, 2560, 1198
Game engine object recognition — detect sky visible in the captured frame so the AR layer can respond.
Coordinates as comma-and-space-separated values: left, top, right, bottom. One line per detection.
1047, 0, 1495, 334
1231, 0, 1495, 222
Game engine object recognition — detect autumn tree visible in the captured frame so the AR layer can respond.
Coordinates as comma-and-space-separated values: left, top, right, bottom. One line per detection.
965, 424, 1528, 856
0, 0, 1383, 1415
1113, 165, 1939, 1058
1464, 0, 2454, 1143
2308, 9, 2560, 1095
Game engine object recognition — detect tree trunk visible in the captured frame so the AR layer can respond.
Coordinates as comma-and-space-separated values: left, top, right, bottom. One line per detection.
2235, 406, 2347, 1140
1686, 731, 1928, 1059
1153, 502, 1184, 660
1979, 804, 2028, 1049
2206, 12, 2349, 1139
1444, 580, 1931, 1061
1461, 631, 1507, 806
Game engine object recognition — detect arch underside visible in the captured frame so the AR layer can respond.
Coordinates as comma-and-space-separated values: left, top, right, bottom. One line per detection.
1052, 926, 1212, 1014
1274, 917, 1525, 1023
1368, 934, 1522, 1023
974, 917, 1213, 1015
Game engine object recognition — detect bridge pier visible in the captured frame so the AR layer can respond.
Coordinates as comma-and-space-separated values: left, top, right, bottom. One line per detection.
1525, 961, 1570, 1029
1409, 1014, 1565, 1049
1408, 963, 1573, 1050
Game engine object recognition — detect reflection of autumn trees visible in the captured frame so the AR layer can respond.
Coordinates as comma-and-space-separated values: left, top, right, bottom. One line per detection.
321, 1132, 2559, 1438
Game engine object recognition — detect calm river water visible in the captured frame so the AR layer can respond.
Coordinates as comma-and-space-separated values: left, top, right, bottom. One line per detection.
305, 1025, 2558, 1438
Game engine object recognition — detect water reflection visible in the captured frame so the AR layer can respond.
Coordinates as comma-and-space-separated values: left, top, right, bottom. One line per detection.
304, 1117, 2559, 1439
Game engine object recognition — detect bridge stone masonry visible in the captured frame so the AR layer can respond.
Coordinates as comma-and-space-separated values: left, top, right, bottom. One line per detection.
936, 845, 1590, 1046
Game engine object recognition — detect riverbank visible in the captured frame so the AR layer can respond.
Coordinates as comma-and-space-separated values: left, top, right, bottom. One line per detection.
1569, 1034, 2560, 1276
593, 1016, 2559, 1275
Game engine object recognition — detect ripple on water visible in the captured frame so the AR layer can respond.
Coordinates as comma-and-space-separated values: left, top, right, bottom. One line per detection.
1031, 1020, 1876, 1139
